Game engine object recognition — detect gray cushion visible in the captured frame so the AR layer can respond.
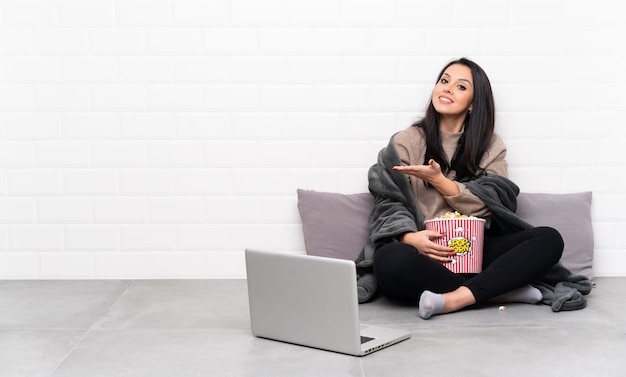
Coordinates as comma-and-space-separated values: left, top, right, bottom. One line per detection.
296, 189, 373, 261
297, 189, 594, 279
516, 191, 594, 280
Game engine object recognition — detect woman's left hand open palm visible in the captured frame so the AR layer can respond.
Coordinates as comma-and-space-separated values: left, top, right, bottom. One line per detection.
393, 159, 442, 184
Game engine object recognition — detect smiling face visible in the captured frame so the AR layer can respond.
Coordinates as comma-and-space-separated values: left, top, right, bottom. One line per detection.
431, 63, 474, 118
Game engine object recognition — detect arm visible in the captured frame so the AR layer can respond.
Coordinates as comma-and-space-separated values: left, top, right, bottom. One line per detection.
370, 170, 455, 263
393, 134, 509, 217
392, 158, 460, 196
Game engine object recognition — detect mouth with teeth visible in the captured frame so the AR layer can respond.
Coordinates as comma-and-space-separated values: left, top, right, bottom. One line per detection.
439, 96, 453, 104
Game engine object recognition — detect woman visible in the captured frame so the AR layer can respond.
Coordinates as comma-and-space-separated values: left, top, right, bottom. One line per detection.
355, 58, 565, 319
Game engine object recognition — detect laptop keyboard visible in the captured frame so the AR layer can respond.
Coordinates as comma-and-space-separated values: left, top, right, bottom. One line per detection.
360, 335, 375, 344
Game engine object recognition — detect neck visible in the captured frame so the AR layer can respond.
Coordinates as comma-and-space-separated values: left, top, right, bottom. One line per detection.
439, 115, 466, 133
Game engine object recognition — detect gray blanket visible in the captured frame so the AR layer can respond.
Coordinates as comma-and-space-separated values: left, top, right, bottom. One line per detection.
355, 135, 591, 311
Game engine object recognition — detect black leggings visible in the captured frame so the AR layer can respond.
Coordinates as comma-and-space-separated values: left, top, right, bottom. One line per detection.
372, 226, 564, 303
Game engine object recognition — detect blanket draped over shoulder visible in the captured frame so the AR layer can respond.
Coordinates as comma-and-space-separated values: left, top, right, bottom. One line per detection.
355, 135, 592, 310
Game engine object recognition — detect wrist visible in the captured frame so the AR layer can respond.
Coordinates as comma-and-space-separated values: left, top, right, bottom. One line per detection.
433, 176, 459, 196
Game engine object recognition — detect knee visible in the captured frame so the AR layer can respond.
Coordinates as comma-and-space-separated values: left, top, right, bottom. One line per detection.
372, 243, 415, 281
373, 243, 401, 277
533, 226, 564, 261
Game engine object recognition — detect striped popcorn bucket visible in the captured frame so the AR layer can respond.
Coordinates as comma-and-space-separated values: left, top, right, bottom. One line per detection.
424, 217, 486, 273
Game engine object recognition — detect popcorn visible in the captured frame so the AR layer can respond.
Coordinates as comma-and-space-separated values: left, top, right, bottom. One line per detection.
438, 211, 475, 219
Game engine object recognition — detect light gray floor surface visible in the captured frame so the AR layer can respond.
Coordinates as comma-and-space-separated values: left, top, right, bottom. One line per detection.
1, 277, 624, 377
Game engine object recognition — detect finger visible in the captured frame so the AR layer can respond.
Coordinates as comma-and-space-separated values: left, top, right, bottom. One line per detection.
393, 165, 422, 172
391, 166, 413, 175
423, 246, 454, 256
392, 165, 407, 171
425, 233, 455, 250
392, 167, 417, 175
419, 245, 454, 259
424, 230, 446, 238
431, 248, 455, 257
424, 252, 454, 263
428, 160, 441, 172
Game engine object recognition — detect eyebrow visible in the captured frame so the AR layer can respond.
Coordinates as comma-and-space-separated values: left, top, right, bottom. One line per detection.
442, 73, 473, 86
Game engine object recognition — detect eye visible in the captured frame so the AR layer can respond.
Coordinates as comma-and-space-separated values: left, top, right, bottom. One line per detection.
457, 85, 467, 91
440, 78, 449, 84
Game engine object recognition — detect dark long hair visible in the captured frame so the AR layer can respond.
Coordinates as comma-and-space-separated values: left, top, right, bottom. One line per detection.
413, 57, 495, 182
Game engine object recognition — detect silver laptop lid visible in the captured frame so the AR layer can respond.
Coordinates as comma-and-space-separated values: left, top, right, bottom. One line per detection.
245, 249, 362, 355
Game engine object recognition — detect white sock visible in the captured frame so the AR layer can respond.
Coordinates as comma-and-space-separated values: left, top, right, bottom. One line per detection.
418, 290, 445, 319
505, 285, 542, 304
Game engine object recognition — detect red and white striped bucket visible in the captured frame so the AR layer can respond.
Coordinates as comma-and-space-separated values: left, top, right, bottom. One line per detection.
424, 217, 485, 273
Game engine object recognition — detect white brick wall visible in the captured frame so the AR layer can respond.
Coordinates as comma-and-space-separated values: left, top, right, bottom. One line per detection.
0, 0, 624, 278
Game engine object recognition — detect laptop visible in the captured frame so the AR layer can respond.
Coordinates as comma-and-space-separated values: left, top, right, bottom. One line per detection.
244, 248, 410, 356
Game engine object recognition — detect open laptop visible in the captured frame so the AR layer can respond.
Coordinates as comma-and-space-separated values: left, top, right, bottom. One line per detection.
245, 248, 410, 356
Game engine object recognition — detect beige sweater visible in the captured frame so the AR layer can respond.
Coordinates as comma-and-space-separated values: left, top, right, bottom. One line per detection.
393, 126, 508, 220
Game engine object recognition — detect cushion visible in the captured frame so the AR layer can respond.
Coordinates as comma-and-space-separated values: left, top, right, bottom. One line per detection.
515, 191, 594, 280
296, 189, 374, 261
296, 189, 594, 280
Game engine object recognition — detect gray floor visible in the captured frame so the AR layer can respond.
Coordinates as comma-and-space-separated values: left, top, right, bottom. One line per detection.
1, 278, 624, 377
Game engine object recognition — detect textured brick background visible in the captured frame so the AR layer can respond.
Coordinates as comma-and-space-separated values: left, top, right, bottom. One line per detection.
0, 0, 624, 278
